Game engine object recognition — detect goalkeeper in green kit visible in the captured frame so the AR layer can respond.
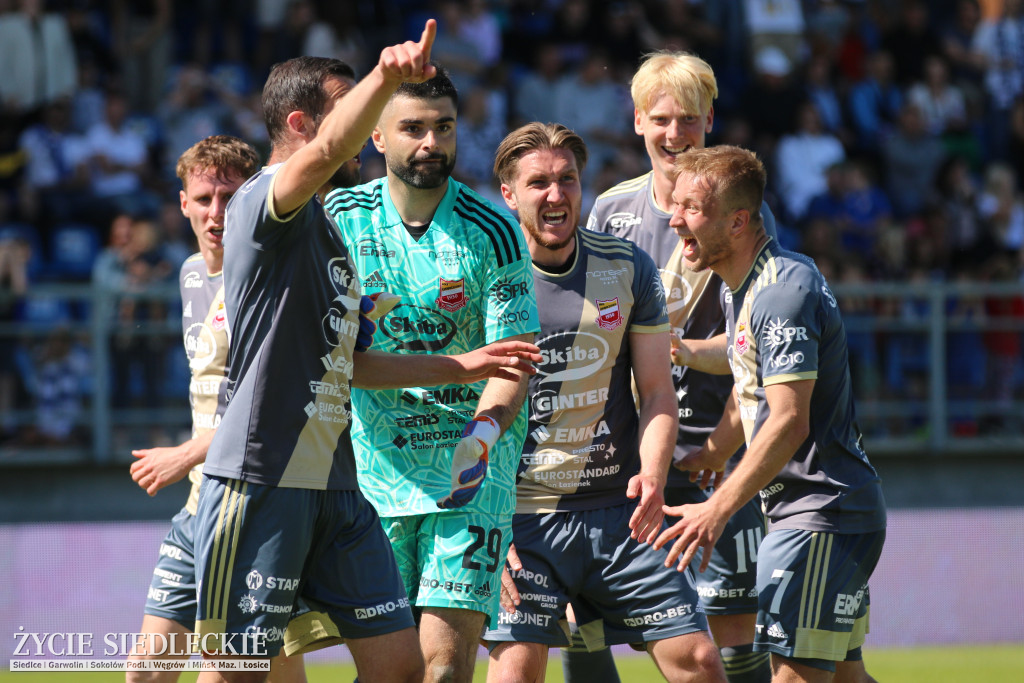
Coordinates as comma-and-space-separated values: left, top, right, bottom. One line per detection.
325, 62, 539, 683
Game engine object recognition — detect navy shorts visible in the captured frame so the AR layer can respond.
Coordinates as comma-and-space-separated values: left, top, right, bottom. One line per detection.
194, 475, 414, 657
482, 503, 708, 650
666, 485, 765, 615
143, 507, 198, 627
754, 528, 885, 671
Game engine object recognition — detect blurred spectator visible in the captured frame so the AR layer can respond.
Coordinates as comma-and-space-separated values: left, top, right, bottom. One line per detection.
971, 0, 1024, 163
881, 0, 944, 87
940, 0, 986, 112
110, 0, 172, 115
553, 49, 633, 168
931, 155, 984, 272
16, 97, 90, 232
774, 100, 846, 223
977, 161, 1024, 258
431, 0, 487, 93
1010, 96, 1024, 189
835, 256, 882, 401
459, 0, 503, 68
512, 41, 564, 128
454, 83, 506, 196
158, 64, 238, 184
595, 1, 648, 80
301, 2, 370, 75
92, 214, 172, 412
803, 53, 851, 144
0, 0, 78, 118
881, 102, 947, 219
841, 159, 893, 263
0, 111, 27, 223
806, 0, 852, 60
981, 254, 1024, 431
188, 0, 246, 68
847, 49, 904, 156
80, 89, 161, 223
738, 44, 804, 153
906, 54, 968, 137
743, 0, 807, 68
18, 326, 90, 447
551, 0, 602, 67
0, 230, 31, 440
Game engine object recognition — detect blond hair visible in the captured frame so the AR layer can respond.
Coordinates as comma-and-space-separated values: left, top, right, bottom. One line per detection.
630, 51, 718, 117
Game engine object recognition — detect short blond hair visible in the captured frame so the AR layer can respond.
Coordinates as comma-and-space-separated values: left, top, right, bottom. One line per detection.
630, 51, 718, 117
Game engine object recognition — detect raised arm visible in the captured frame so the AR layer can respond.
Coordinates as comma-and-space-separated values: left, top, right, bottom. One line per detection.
272, 20, 437, 216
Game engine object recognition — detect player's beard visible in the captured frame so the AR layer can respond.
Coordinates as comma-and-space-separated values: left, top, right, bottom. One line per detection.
329, 160, 361, 189
521, 213, 577, 252
390, 151, 456, 189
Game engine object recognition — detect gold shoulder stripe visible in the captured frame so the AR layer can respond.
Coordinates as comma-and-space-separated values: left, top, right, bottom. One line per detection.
595, 172, 651, 199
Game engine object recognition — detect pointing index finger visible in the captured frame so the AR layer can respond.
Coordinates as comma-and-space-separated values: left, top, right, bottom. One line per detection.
419, 19, 436, 58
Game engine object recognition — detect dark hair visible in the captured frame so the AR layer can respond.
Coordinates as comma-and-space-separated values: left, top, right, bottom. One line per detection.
262, 57, 357, 147
392, 63, 458, 108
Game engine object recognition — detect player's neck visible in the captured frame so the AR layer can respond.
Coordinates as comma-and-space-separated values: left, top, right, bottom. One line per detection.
651, 169, 675, 214
720, 231, 771, 291
387, 171, 447, 226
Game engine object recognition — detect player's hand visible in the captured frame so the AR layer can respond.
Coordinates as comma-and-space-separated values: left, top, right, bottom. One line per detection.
669, 331, 693, 366
355, 292, 400, 352
653, 500, 726, 574
500, 543, 522, 614
626, 473, 666, 545
448, 341, 543, 383
673, 448, 725, 489
355, 296, 377, 352
130, 445, 193, 496
437, 415, 499, 509
379, 19, 436, 85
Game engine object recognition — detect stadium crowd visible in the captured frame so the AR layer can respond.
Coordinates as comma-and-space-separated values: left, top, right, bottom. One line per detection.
1, 0, 1023, 446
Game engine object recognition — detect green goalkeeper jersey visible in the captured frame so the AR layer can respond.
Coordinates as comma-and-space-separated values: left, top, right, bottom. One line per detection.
325, 177, 539, 516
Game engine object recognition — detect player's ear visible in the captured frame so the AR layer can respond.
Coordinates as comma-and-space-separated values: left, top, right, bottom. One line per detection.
371, 126, 385, 154
500, 184, 517, 211
285, 110, 312, 139
179, 189, 189, 218
634, 108, 645, 135
705, 105, 714, 134
731, 208, 750, 235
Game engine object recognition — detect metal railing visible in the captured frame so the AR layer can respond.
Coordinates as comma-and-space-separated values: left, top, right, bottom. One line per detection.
1, 280, 1023, 466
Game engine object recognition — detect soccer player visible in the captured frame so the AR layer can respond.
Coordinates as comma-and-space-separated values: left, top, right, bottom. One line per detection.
126, 135, 309, 683
584, 51, 776, 683
656, 145, 886, 683
324, 65, 539, 682
191, 23, 541, 683
482, 122, 727, 683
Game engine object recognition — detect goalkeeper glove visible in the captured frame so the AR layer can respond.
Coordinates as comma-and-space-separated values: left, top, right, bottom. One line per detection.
438, 415, 500, 509
354, 292, 402, 352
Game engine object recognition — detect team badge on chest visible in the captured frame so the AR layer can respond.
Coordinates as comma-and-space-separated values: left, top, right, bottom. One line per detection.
735, 322, 749, 354
437, 277, 467, 312
595, 298, 623, 330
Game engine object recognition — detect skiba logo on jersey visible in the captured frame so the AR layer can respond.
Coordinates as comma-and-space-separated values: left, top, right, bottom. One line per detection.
595, 298, 622, 330
437, 277, 467, 312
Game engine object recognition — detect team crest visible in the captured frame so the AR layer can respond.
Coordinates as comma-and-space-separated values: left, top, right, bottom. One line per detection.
211, 302, 227, 330
437, 277, 467, 312
735, 323, 749, 354
595, 298, 623, 330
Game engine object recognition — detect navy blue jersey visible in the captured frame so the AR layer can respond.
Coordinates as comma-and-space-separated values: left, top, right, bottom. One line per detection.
725, 239, 886, 533
205, 164, 360, 490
